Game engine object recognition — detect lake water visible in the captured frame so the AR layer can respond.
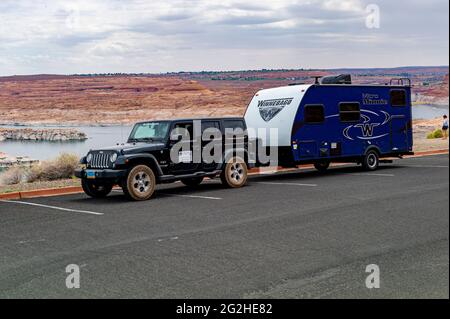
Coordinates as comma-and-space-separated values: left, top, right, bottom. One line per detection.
1, 104, 448, 160
1, 125, 133, 160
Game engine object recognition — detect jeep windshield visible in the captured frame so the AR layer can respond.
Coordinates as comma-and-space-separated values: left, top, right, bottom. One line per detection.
128, 121, 170, 142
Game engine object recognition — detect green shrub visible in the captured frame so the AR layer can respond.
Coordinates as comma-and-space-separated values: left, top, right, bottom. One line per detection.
427, 129, 443, 139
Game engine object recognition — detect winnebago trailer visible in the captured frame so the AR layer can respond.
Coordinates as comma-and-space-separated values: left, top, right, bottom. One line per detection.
244, 75, 413, 171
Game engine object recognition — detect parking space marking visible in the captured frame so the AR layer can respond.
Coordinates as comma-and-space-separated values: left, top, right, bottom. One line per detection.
256, 182, 318, 187
401, 165, 449, 168
0, 200, 104, 216
349, 173, 395, 177
111, 189, 221, 200
160, 193, 223, 200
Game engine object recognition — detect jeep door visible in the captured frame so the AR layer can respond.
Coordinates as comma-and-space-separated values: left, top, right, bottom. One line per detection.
169, 121, 199, 174
201, 120, 222, 171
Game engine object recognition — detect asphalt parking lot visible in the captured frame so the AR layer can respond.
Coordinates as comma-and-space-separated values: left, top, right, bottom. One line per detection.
0, 154, 448, 298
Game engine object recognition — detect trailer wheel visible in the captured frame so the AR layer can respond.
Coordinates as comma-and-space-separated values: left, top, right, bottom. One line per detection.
314, 161, 330, 172
122, 165, 156, 201
81, 179, 113, 198
181, 177, 204, 187
220, 156, 248, 188
362, 150, 379, 171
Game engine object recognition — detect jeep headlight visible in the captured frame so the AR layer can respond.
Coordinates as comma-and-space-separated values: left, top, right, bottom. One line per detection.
110, 153, 118, 163
86, 153, 93, 163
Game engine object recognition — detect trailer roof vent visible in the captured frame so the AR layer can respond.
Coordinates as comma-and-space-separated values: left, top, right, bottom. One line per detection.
319, 74, 352, 85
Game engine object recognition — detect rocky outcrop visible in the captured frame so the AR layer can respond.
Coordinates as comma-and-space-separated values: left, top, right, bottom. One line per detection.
0, 128, 87, 141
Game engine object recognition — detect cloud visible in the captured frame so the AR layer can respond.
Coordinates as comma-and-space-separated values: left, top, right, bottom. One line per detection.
0, 0, 448, 75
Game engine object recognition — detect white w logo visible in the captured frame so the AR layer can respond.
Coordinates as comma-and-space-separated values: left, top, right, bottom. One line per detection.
355, 123, 380, 137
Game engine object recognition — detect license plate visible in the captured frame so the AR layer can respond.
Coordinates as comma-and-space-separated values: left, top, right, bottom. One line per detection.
86, 170, 96, 179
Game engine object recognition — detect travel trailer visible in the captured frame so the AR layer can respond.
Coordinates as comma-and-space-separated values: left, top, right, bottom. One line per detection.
244, 75, 413, 171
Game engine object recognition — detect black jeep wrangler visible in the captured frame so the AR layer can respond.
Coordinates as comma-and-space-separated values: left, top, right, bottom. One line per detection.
75, 118, 251, 201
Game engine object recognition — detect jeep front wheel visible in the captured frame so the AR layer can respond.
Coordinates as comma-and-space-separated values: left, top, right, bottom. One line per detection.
123, 165, 156, 201
81, 179, 113, 198
220, 156, 248, 188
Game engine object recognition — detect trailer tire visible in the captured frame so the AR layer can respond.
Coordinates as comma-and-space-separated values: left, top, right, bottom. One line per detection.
181, 177, 204, 187
122, 165, 156, 201
81, 179, 113, 198
362, 150, 379, 171
314, 161, 330, 172
220, 156, 248, 188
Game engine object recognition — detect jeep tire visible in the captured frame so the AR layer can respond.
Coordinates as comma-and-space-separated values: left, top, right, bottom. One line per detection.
220, 156, 248, 188
181, 177, 204, 187
362, 150, 379, 171
122, 165, 156, 201
81, 179, 113, 198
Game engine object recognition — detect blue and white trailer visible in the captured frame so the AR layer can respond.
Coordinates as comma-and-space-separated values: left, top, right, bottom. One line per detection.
244, 75, 414, 171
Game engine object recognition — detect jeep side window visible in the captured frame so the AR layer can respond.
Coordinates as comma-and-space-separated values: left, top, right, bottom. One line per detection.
173, 122, 194, 141
201, 121, 220, 133
223, 120, 245, 130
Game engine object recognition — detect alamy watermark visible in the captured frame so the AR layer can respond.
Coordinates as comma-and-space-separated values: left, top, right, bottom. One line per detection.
365, 4, 381, 29
66, 264, 80, 289
365, 264, 380, 289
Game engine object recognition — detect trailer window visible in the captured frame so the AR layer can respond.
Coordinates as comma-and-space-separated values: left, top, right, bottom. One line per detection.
339, 103, 360, 122
391, 90, 407, 107
304, 105, 324, 123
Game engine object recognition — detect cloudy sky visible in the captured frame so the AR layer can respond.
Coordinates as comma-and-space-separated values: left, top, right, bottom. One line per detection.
0, 0, 448, 75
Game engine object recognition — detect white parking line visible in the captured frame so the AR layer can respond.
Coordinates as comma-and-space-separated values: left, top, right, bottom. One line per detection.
256, 182, 318, 187
112, 189, 221, 200
401, 165, 449, 168
0, 200, 104, 216
160, 193, 223, 200
349, 173, 395, 177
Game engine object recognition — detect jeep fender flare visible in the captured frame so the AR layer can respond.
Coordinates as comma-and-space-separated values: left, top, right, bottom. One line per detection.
116, 154, 164, 176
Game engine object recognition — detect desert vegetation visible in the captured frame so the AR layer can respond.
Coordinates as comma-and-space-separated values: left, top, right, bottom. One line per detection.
0, 153, 79, 186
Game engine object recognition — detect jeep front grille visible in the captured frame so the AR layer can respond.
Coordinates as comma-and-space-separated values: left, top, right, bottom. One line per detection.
89, 152, 112, 169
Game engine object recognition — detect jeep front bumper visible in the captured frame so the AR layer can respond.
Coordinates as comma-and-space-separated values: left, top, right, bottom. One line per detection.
75, 168, 127, 180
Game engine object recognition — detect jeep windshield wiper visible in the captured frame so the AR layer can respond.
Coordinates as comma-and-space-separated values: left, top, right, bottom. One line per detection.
130, 137, 156, 142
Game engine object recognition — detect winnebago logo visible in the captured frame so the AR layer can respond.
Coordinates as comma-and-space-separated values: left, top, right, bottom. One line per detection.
258, 98, 293, 122
363, 93, 388, 105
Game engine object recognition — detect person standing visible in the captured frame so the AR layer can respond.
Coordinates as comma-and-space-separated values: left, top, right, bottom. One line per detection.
443, 115, 449, 140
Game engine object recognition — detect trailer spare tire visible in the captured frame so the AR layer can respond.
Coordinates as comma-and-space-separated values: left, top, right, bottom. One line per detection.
220, 156, 248, 188
362, 150, 379, 171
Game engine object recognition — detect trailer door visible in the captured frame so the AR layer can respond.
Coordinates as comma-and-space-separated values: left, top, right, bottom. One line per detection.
390, 117, 409, 152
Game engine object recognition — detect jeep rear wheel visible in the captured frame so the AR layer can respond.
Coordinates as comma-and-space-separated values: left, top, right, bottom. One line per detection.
123, 165, 156, 201
181, 177, 204, 187
81, 179, 113, 198
220, 156, 248, 188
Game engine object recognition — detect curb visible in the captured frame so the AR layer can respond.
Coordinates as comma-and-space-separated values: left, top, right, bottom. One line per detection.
0, 186, 83, 200
0, 149, 448, 201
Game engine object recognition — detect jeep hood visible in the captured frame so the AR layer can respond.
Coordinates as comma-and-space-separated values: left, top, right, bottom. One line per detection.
91, 142, 165, 154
